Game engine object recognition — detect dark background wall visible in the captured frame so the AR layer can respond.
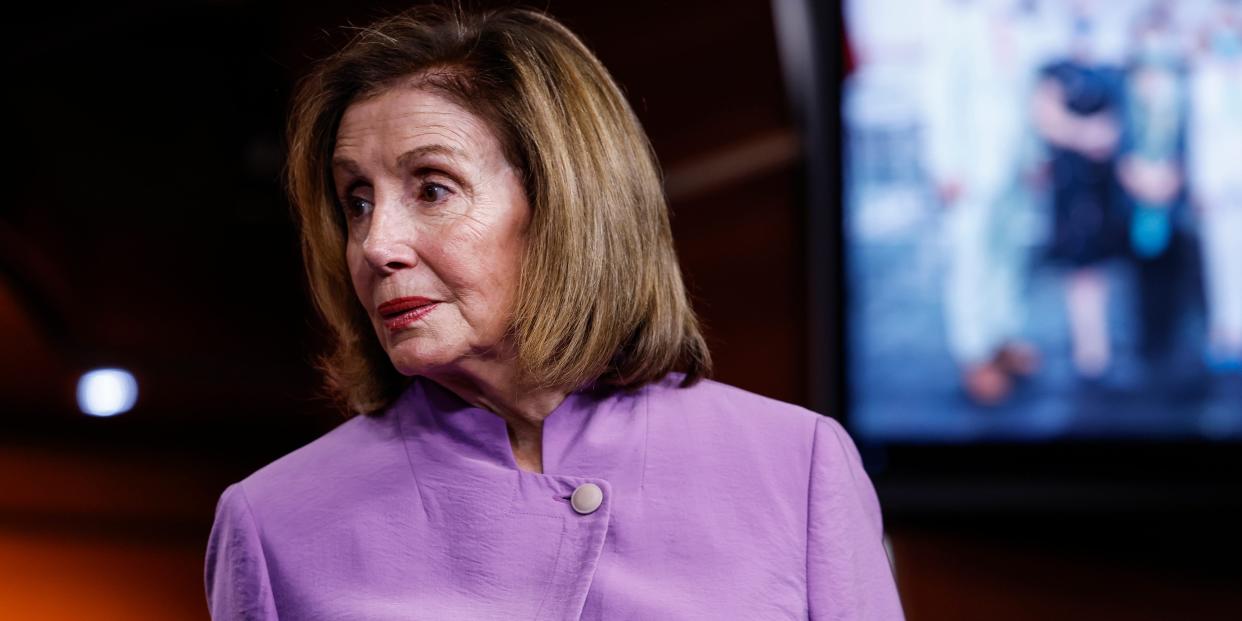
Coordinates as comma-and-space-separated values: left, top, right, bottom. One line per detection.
0, 1, 1236, 618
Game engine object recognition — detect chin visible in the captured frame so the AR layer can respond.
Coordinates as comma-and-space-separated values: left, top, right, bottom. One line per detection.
384, 336, 457, 377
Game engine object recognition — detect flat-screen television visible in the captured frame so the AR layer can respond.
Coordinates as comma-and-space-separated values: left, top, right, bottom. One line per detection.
776, 0, 1241, 523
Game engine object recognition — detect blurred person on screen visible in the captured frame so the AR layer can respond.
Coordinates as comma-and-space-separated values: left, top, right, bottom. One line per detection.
920, 0, 1045, 406
1188, 0, 1242, 372
1115, 1, 1200, 388
1031, 2, 1127, 382
1118, 1, 1187, 262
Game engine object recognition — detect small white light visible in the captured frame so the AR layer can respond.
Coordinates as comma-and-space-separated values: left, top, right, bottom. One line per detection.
77, 368, 139, 417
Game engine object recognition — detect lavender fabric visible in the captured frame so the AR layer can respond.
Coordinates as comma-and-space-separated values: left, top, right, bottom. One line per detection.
204, 373, 904, 620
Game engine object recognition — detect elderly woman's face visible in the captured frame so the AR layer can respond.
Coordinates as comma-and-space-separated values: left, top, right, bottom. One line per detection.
332, 85, 529, 377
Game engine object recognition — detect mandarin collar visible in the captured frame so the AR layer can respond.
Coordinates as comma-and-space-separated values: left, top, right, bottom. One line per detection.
393, 376, 649, 490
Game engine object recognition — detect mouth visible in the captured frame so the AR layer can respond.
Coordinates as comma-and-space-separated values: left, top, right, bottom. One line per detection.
377, 296, 439, 330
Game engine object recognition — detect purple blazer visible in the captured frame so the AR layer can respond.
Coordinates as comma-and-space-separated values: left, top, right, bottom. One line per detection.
205, 373, 904, 620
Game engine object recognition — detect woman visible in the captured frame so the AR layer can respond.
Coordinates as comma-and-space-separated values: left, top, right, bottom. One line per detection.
920, 0, 1043, 406
1189, 3, 1242, 372
1031, 11, 1126, 382
204, 5, 903, 619
1116, 4, 1198, 387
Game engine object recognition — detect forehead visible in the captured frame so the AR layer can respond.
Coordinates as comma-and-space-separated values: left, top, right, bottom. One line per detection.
333, 85, 501, 166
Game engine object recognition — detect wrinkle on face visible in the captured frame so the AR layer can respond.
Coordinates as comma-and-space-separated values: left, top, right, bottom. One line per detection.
334, 83, 530, 382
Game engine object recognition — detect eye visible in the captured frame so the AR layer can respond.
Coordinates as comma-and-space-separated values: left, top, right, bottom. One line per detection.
418, 182, 453, 204
341, 195, 373, 221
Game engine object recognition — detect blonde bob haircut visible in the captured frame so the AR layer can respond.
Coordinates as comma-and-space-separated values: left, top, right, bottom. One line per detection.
286, 4, 712, 415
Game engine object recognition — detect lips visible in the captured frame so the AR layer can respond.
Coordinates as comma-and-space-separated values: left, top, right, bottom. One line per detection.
377, 296, 440, 331
377, 296, 436, 319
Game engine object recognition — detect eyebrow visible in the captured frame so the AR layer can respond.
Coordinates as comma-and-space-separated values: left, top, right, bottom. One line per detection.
331, 144, 465, 173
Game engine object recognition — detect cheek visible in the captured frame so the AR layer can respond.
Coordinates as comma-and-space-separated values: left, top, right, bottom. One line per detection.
491, 239, 525, 303
489, 202, 530, 307
438, 223, 524, 318
345, 241, 371, 303
436, 238, 509, 302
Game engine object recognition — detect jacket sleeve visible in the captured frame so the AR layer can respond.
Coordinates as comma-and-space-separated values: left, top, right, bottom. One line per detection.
807, 416, 905, 620
205, 483, 280, 621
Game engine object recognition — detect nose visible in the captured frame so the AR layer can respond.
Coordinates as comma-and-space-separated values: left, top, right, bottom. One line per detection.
360, 199, 418, 275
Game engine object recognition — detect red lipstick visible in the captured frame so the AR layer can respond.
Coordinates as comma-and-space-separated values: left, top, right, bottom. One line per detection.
377, 296, 439, 331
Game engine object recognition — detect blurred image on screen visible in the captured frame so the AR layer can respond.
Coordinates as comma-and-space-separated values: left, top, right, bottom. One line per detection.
843, 0, 1242, 441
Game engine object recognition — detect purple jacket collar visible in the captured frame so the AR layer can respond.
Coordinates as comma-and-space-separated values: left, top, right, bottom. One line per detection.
392, 376, 649, 521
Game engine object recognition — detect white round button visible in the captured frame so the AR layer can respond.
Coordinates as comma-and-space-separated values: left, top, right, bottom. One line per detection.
570, 483, 603, 515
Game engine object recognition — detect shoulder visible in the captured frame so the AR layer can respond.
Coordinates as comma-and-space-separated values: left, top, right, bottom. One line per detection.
226, 408, 407, 523
635, 375, 881, 538
639, 373, 837, 472
642, 372, 825, 434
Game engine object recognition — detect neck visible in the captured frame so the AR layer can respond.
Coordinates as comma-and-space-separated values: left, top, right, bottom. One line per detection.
424, 356, 570, 474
